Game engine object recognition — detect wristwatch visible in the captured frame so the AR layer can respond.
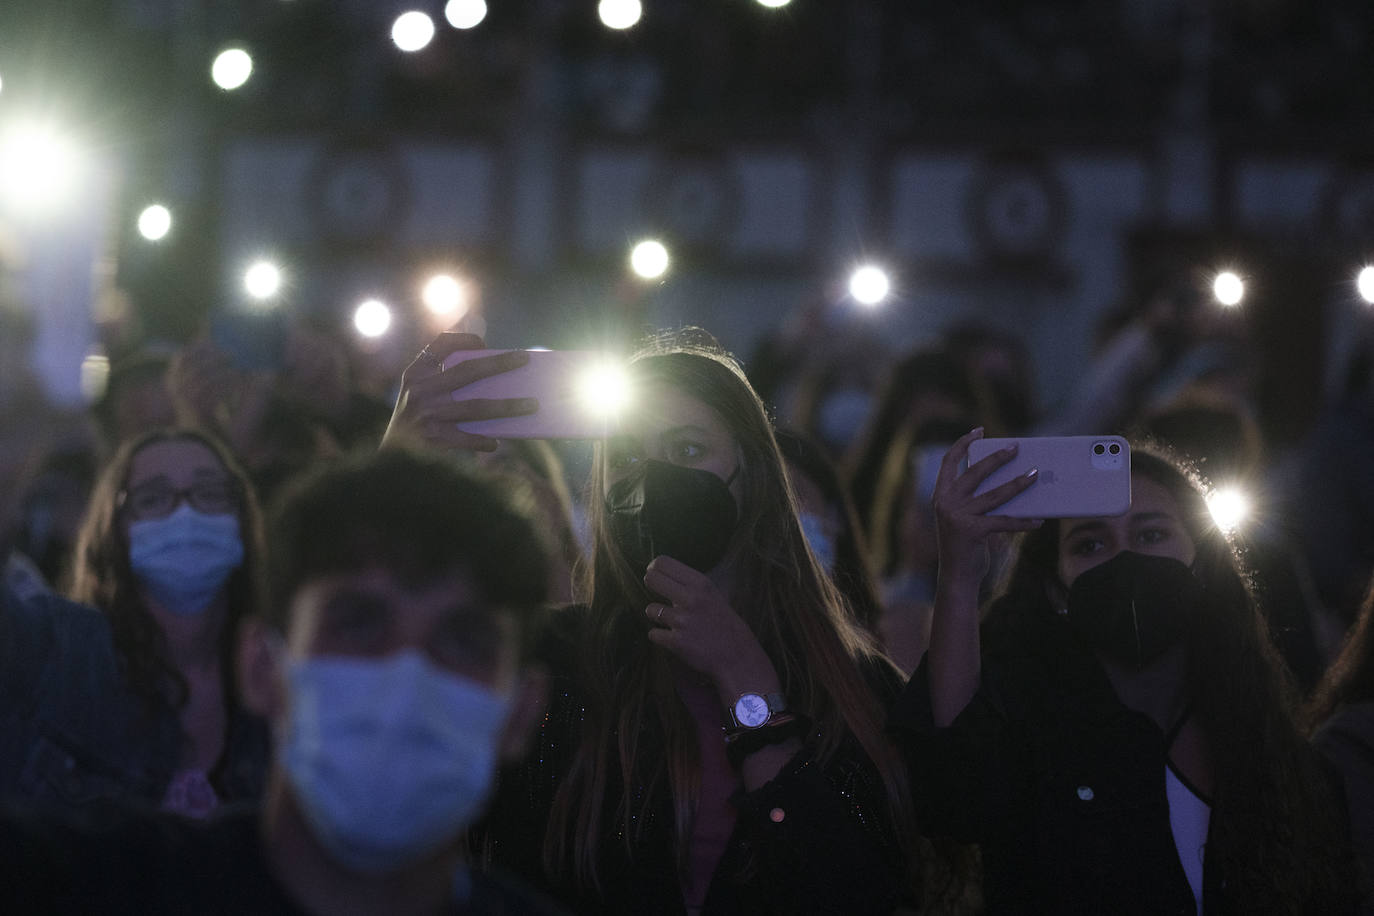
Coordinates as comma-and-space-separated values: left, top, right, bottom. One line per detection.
730, 692, 788, 730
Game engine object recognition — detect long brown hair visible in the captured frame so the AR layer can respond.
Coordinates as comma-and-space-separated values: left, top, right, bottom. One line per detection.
68, 428, 266, 715
1305, 578, 1374, 732
544, 332, 911, 889
995, 445, 1352, 912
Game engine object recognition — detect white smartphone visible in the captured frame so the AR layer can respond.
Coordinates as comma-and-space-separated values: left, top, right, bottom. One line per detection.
965, 435, 1131, 518
442, 349, 625, 439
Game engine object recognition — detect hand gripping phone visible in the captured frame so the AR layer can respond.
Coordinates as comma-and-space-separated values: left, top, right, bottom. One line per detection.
966, 435, 1131, 518
442, 349, 626, 439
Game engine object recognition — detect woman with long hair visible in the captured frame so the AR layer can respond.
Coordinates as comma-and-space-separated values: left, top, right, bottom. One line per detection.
476, 332, 914, 914
2, 428, 269, 815
893, 431, 1353, 913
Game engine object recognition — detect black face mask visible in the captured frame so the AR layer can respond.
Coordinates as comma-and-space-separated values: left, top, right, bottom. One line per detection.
1065, 551, 1204, 670
604, 459, 738, 573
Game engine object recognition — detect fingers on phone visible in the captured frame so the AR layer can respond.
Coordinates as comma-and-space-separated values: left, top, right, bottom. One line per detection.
961, 443, 1019, 490
969, 466, 1038, 515
442, 397, 538, 421
938, 427, 984, 486
444, 350, 529, 389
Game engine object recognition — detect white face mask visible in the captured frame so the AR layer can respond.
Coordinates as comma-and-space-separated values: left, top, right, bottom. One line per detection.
128, 504, 243, 615
281, 650, 512, 875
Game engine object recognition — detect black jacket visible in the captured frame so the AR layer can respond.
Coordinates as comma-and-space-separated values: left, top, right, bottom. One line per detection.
474, 605, 909, 915
890, 596, 1353, 915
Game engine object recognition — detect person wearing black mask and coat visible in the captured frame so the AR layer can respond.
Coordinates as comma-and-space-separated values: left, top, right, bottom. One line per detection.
891, 433, 1354, 914
454, 332, 918, 915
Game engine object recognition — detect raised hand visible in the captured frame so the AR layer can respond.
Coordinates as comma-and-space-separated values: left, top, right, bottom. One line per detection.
382, 333, 537, 452
642, 555, 780, 705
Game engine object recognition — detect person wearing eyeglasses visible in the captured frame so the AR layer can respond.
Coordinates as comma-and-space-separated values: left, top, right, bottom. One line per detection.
0, 428, 268, 817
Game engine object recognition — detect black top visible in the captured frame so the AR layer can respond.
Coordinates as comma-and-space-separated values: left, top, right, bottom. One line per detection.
474, 605, 909, 915
890, 596, 1355, 916
891, 598, 1209, 916
0, 802, 563, 915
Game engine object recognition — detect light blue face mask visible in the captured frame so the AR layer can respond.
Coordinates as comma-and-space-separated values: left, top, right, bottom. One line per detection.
128, 504, 244, 615
799, 512, 838, 573
282, 650, 512, 875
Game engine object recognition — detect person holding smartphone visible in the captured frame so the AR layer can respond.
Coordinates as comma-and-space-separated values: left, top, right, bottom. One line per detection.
892, 430, 1354, 913
473, 331, 916, 915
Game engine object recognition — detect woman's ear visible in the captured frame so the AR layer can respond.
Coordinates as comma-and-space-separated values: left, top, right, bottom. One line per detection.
237, 616, 286, 720
498, 666, 549, 762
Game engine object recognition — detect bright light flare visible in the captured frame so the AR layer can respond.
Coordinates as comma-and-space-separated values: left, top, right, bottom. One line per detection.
599, 0, 643, 30
211, 48, 253, 90
848, 265, 891, 306
576, 362, 632, 418
392, 11, 436, 51
137, 204, 172, 241
422, 273, 469, 316
354, 299, 393, 338
1212, 270, 1245, 307
0, 122, 84, 216
756, 0, 793, 7
444, 0, 488, 29
243, 261, 282, 300
630, 239, 670, 279
1207, 485, 1251, 534
1357, 266, 1374, 305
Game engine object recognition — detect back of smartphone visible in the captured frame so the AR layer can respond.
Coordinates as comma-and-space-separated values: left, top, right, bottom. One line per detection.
443, 349, 623, 439
966, 435, 1131, 518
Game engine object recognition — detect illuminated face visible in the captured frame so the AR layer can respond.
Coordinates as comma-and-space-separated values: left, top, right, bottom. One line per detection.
1056, 474, 1197, 588
603, 383, 741, 498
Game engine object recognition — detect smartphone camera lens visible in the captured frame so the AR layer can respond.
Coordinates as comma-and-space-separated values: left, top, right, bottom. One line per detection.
1094, 443, 1105, 455
1109, 443, 1121, 455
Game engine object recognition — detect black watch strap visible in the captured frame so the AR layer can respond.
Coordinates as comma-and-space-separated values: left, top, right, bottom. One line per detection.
724, 714, 811, 769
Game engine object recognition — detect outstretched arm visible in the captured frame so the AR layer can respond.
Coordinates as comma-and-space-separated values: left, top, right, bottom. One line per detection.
927, 428, 1041, 726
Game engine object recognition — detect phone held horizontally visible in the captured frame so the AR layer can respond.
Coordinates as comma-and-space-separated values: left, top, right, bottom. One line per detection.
442, 349, 628, 440
966, 435, 1131, 519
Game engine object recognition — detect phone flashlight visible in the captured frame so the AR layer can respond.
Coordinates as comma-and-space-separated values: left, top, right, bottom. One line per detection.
575, 362, 632, 418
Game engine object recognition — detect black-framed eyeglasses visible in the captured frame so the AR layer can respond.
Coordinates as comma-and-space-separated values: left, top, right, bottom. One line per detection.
117, 479, 240, 521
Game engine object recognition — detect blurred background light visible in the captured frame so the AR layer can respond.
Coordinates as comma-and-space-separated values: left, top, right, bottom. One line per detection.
1358, 266, 1374, 304
79, 351, 110, 403
0, 121, 84, 217
211, 48, 253, 90
630, 239, 670, 279
243, 260, 282, 300
599, 0, 643, 30
354, 299, 393, 337
848, 264, 891, 306
444, 0, 487, 30
756, 0, 794, 7
1212, 270, 1245, 307
137, 204, 172, 241
1207, 485, 1250, 533
422, 273, 468, 316
392, 12, 436, 52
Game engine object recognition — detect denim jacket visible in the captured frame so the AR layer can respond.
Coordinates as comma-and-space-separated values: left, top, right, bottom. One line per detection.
0, 576, 267, 813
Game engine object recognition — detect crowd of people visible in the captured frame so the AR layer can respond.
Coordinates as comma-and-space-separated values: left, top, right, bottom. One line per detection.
2, 271, 1374, 914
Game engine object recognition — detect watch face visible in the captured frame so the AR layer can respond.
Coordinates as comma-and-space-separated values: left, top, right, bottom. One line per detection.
734, 693, 771, 728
